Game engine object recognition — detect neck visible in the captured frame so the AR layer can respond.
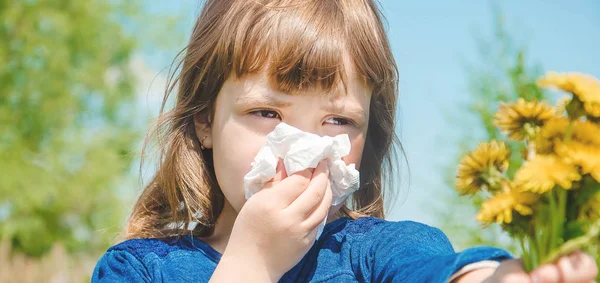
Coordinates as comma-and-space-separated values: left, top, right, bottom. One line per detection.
200, 199, 237, 254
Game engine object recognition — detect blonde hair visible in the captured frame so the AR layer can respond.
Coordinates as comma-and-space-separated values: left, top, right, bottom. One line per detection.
126, 0, 402, 239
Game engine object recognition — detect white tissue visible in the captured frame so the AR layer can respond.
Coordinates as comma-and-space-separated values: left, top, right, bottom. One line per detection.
243, 123, 360, 239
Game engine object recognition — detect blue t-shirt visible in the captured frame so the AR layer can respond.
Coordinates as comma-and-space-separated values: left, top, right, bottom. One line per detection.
92, 216, 511, 282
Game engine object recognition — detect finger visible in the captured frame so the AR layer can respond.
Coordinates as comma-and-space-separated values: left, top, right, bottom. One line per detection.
275, 159, 288, 181
494, 259, 530, 282
303, 178, 332, 229
263, 159, 288, 190
556, 250, 598, 282
573, 250, 598, 280
270, 167, 312, 205
286, 161, 329, 218
530, 264, 561, 283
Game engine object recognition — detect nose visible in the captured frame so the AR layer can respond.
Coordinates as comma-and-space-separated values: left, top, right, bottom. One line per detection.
283, 119, 322, 136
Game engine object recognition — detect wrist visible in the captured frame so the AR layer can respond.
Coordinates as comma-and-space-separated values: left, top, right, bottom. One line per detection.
211, 249, 281, 282
451, 267, 496, 283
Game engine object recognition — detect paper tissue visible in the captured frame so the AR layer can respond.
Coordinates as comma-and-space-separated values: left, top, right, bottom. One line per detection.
243, 123, 360, 238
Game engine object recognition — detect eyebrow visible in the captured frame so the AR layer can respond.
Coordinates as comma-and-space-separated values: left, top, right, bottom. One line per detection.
236, 94, 366, 121
235, 95, 292, 108
321, 103, 366, 122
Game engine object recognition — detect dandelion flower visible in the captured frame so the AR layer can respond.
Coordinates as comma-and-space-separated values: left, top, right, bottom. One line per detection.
536, 117, 569, 154
514, 154, 581, 193
571, 120, 600, 146
477, 190, 538, 224
537, 72, 600, 118
494, 98, 556, 140
555, 141, 600, 182
536, 118, 600, 154
456, 140, 510, 195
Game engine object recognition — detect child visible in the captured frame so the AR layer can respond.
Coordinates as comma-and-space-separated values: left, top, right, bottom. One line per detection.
92, 0, 598, 282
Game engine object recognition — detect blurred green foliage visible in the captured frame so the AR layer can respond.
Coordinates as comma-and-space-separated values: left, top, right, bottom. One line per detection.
439, 11, 600, 278
437, 10, 549, 253
0, 0, 142, 257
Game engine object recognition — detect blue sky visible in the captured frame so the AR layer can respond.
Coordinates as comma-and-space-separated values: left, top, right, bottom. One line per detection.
137, 1, 600, 226
379, 1, 599, 224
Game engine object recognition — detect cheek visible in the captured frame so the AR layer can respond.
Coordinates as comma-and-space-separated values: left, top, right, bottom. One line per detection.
211, 121, 267, 212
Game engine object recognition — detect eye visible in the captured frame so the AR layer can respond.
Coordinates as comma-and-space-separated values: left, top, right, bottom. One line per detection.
325, 117, 353, 126
249, 109, 281, 120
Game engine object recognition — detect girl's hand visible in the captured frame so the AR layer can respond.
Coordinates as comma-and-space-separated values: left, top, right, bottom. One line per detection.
217, 160, 332, 282
483, 250, 598, 283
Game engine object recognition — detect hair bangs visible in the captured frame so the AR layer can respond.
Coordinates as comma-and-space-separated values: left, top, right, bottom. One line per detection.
224, 0, 393, 95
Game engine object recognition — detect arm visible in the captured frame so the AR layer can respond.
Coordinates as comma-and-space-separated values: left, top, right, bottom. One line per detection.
449, 260, 500, 282
369, 221, 512, 282
209, 252, 278, 282
455, 251, 598, 283
451, 268, 495, 283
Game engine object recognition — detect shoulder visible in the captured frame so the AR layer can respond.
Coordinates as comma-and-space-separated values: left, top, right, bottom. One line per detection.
343, 216, 453, 250
343, 216, 446, 234
106, 237, 185, 262
92, 236, 217, 282
92, 239, 161, 282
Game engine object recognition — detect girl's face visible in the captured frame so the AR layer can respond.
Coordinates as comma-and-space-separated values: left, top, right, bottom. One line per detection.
196, 69, 371, 213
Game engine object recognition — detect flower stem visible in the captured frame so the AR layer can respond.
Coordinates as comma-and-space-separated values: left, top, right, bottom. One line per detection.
520, 238, 533, 272
547, 191, 557, 257
527, 140, 536, 161
530, 234, 540, 270
540, 218, 600, 265
564, 121, 574, 142
557, 189, 567, 245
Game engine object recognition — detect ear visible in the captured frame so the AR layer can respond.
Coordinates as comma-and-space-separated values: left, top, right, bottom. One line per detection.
193, 112, 213, 149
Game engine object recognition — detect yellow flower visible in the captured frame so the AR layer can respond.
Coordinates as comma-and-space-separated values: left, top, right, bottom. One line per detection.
555, 141, 600, 182
494, 98, 556, 140
456, 140, 510, 195
514, 154, 581, 193
579, 191, 600, 221
536, 117, 569, 154
571, 120, 600, 145
476, 190, 538, 224
536, 118, 600, 154
537, 72, 600, 118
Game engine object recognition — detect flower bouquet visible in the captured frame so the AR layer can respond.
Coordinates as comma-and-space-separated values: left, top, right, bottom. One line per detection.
455, 72, 600, 271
